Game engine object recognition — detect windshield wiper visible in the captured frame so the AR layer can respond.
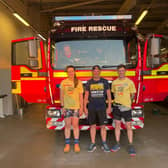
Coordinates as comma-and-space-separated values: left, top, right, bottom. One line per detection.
102, 65, 119, 68
75, 65, 121, 69
102, 63, 135, 69
75, 64, 130, 69
74, 65, 93, 69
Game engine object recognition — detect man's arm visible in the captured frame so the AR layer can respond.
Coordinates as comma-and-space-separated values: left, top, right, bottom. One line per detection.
84, 90, 89, 116
111, 81, 115, 103
106, 89, 111, 114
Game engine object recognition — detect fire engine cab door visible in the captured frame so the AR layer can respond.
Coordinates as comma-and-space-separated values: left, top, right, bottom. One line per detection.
11, 37, 48, 103
143, 36, 168, 102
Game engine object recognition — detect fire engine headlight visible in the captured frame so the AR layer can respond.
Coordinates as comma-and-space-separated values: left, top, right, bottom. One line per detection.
47, 109, 61, 118
131, 109, 143, 117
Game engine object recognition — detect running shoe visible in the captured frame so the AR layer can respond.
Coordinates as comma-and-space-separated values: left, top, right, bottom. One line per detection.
88, 143, 96, 152
110, 144, 120, 152
128, 145, 136, 156
101, 143, 110, 152
74, 144, 80, 153
64, 144, 70, 153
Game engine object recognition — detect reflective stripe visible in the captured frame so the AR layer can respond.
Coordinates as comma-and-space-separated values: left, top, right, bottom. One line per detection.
20, 77, 46, 80
46, 117, 144, 130
47, 125, 144, 130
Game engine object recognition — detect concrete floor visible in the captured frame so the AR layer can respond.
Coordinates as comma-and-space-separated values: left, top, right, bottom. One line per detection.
0, 102, 168, 168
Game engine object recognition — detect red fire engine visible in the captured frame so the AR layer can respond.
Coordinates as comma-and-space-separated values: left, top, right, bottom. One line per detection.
11, 15, 168, 130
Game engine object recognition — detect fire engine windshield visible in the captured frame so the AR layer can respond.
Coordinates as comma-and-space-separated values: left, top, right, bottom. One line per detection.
51, 39, 135, 69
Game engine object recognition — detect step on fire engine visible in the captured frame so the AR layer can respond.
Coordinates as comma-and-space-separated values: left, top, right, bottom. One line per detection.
11, 15, 168, 130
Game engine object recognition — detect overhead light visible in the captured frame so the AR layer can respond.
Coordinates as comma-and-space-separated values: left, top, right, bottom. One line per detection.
37, 34, 46, 41
161, 48, 166, 51
13, 13, 30, 26
135, 10, 148, 26
52, 45, 55, 49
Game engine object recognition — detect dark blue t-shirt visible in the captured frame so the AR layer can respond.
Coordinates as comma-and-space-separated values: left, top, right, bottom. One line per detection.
85, 78, 110, 107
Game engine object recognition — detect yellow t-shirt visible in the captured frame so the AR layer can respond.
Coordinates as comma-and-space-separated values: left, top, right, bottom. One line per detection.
111, 77, 136, 108
60, 78, 83, 109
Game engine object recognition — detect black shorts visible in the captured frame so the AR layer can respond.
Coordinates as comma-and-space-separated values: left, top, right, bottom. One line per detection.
64, 109, 79, 118
88, 104, 107, 126
112, 105, 132, 122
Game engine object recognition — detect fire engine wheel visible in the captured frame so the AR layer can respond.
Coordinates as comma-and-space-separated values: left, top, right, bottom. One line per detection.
164, 97, 168, 104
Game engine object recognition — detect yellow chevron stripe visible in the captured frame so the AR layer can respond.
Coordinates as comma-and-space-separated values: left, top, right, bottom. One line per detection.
53, 71, 136, 77
54, 100, 61, 103
20, 67, 37, 77
12, 80, 21, 94
144, 75, 168, 79
152, 64, 168, 75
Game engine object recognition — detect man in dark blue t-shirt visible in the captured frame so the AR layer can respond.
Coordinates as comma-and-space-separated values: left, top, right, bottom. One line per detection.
84, 65, 111, 152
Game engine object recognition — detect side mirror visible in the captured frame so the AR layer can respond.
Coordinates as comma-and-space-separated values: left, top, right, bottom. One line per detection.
150, 37, 160, 56
28, 40, 38, 58
29, 60, 39, 67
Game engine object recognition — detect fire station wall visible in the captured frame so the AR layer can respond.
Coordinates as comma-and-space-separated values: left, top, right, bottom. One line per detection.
0, 3, 36, 116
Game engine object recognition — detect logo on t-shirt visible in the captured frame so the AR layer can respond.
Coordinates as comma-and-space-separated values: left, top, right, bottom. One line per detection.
90, 83, 104, 98
67, 86, 74, 94
115, 83, 128, 96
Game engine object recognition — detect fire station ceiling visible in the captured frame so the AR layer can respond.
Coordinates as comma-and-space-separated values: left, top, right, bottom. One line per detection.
26, 0, 168, 35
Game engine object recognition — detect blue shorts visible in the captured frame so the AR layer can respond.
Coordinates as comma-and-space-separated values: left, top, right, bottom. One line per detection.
88, 104, 107, 126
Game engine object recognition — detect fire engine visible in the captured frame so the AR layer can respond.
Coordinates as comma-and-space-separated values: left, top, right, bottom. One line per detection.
11, 15, 168, 130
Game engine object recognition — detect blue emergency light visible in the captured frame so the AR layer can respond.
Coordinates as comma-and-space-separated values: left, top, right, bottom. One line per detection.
54, 15, 132, 21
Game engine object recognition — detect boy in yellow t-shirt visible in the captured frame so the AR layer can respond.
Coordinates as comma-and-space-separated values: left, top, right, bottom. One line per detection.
111, 64, 136, 156
112, 77, 136, 108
